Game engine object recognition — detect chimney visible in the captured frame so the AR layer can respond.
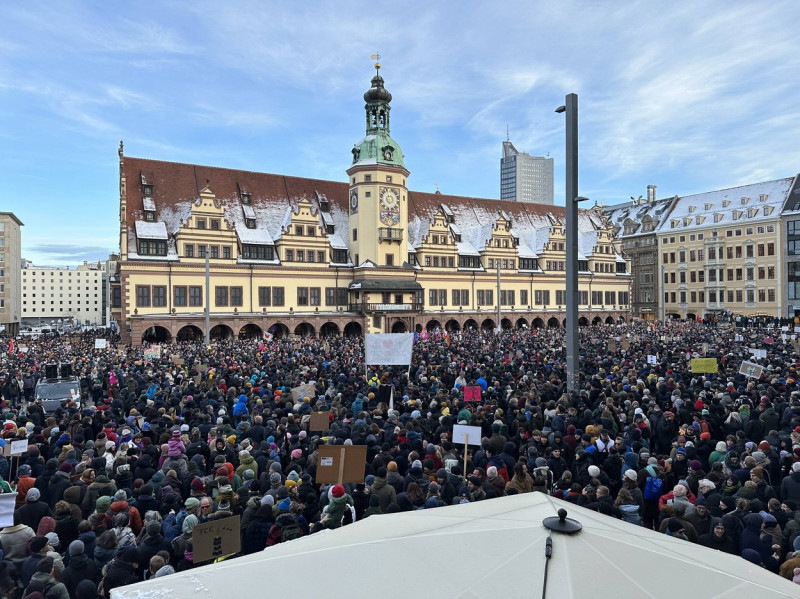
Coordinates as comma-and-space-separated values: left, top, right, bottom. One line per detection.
647, 185, 657, 203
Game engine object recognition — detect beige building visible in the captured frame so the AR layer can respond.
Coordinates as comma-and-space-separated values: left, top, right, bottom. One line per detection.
0, 212, 23, 335
21, 262, 106, 327
113, 68, 631, 345
655, 177, 796, 320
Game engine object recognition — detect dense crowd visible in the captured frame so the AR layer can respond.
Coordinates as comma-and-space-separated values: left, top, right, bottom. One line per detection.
1, 318, 800, 598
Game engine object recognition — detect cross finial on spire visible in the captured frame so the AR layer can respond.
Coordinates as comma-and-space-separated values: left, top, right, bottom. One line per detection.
370, 52, 381, 74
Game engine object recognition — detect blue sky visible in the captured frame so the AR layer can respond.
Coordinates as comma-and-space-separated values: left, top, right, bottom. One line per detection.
2, 1, 799, 266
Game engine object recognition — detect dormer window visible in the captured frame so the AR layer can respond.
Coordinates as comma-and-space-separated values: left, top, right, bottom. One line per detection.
688, 206, 695, 213
320, 200, 329, 213
144, 210, 155, 222
143, 185, 153, 197
245, 218, 256, 229
326, 224, 334, 234
241, 192, 251, 205
704, 203, 713, 210
722, 200, 731, 207
759, 194, 768, 202
740, 197, 749, 205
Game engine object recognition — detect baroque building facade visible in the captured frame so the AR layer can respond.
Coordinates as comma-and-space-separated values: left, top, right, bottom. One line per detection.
113, 68, 631, 345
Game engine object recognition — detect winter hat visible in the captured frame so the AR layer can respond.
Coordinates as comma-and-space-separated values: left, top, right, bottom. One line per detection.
715, 441, 727, 452
624, 469, 637, 482
96, 496, 111, 512
330, 484, 345, 499
114, 489, 127, 501
675, 447, 686, 455
68, 540, 85, 557
146, 521, 161, 537
260, 494, 275, 507
45, 532, 59, 548
172, 429, 181, 438
181, 515, 198, 535
436, 468, 448, 480
287, 471, 299, 482
217, 499, 231, 511
588, 465, 600, 478
120, 547, 139, 564
184, 497, 201, 510
689, 460, 702, 471
26, 488, 41, 502
190, 477, 205, 493
291, 448, 302, 459
30, 536, 48, 553
667, 519, 684, 534
411, 459, 423, 470
243, 469, 254, 480
270, 472, 282, 486
278, 497, 291, 511
18, 464, 31, 475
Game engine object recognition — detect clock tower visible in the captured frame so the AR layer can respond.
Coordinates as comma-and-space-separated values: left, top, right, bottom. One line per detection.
346, 62, 409, 268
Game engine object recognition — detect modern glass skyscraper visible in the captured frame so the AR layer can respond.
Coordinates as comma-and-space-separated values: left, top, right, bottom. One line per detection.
500, 140, 554, 204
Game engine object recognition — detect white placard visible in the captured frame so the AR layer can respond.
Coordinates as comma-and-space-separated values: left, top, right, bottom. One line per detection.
647, 355, 658, 364
365, 333, 414, 366
10, 439, 28, 456
749, 348, 767, 359
0, 494, 17, 527
320, 457, 333, 467
739, 361, 763, 379
95, 338, 107, 349
452, 424, 483, 446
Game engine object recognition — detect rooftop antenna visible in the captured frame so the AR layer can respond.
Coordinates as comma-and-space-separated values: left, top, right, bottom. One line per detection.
506, 125, 509, 142
370, 52, 381, 74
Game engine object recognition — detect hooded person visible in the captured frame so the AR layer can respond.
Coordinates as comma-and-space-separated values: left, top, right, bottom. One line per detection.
60, 540, 97, 598
101, 547, 139, 599
697, 517, 737, 554
370, 467, 396, 512
137, 521, 170, 576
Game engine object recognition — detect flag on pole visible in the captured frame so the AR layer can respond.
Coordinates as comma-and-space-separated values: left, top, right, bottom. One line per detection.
389, 386, 394, 412
7, 340, 14, 355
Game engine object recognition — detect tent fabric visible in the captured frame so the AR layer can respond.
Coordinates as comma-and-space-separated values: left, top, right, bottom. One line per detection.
113, 493, 798, 599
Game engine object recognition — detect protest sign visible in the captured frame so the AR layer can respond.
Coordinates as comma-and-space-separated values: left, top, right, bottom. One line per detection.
463, 386, 482, 402
315, 445, 368, 485
309, 411, 330, 432
94, 339, 107, 349
452, 425, 482, 446
192, 515, 241, 563
291, 383, 316, 402
690, 358, 718, 373
0, 494, 17, 528
647, 355, 658, 365
365, 333, 414, 365
143, 345, 161, 359
739, 361, 763, 379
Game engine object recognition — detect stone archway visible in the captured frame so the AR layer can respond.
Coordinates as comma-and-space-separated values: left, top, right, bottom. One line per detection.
501, 318, 513, 330
344, 321, 363, 337
294, 322, 316, 337
592, 317, 602, 326
532, 318, 544, 329
426, 319, 442, 332
515, 317, 529, 329
605, 316, 615, 325
547, 317, 560, 328
238, 323, 263, 340
579, 316, 589, 326
391, 321, 408, 333
210, 324, 233, 341
268, 323, 290, 338
320, 322, 341, 337
481, 318, 496, 331
445, 319, 461, 332
176, 325, 203, 342
463, 319, 478, 331
142, 325, 171, 344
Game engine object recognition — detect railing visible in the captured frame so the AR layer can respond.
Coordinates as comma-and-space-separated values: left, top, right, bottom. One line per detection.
378, 228, 403, 241
349, 302, 423, 313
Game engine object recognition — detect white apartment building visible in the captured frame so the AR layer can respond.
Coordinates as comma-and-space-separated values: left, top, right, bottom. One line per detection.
21, 262, 106, 326
0, 212, 24, 335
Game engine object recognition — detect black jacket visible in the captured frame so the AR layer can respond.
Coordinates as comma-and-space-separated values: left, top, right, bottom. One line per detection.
61, 553, 97, 598
102, 558, 139, 599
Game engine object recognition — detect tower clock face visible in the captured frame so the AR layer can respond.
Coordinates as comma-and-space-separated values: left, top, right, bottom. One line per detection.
350, 189, 358, 214
379, 187, 400, 225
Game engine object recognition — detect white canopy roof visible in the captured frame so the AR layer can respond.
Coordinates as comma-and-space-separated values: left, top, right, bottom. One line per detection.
113, 493, 796, 599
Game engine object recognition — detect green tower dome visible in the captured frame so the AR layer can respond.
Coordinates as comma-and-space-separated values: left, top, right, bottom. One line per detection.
351, 67, 405, 169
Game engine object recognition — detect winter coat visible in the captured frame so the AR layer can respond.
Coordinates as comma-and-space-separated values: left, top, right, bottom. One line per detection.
102, 558, 139, 599
60, 553, 98, 597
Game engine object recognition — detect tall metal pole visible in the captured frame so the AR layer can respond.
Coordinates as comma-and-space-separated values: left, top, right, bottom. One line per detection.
205, 250, 211, 345
561, 93, 579, 396
496, 261, 501, 333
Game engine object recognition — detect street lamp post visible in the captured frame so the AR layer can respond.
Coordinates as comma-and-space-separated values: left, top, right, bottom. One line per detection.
556, 94, 588, 397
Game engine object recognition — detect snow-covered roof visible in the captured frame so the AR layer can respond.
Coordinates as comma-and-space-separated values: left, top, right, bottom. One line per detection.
456, 241, 481, 256
235, 222, 274, 245
328, 233, 348, 250
143, 197, 156, 212
134, 221, 168, 240
654, 178, 792, 233
242, 204, 256, 220
517, 243, 538, 259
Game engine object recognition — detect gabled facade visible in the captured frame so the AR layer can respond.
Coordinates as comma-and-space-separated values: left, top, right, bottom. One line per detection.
114, 68, 631, 344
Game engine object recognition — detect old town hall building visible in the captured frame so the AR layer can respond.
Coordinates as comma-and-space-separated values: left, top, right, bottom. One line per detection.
113, 67, 631, 344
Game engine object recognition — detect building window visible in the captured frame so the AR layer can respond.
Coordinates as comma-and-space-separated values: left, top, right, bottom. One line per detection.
297, 250, 304, 262
210, 246, 219, 259
189, 286, 203, 307
215, 286, 228, 307
136, 285, 150, 307
230, 287, 243, 307
174, 286, 187, 307
259, 286, 271, 306
196, 218, 206, 229
310, 287, 321, 306
243, 245, 274, 260
521, 290, 529, 306
297, 287, 309, 306
223, 246, 231, 259
185, 244, 194, 258
332, 249, 347, 263
285, 249, 294, 261
385, 254, 394, 266
199, 245, 207, 258
273, 287, 284, 306
138, 240, 167, 256
152, 286, 166, 307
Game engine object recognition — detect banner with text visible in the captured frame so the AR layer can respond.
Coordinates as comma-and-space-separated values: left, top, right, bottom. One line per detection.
365, 333, 414, 366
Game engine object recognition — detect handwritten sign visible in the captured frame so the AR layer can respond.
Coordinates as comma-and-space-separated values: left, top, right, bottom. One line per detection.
463, 386, 482, 402
691, 358, 718, 374
94, 339, 107, 349
10, 440, 28, 456
192, 514, 241, 563
739, 361, 763, 379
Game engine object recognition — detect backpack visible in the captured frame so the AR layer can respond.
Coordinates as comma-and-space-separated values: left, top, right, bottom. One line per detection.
279, 521, 303, 543
644, 476, 663, 501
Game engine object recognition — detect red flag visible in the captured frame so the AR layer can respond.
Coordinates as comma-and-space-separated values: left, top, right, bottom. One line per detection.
7, 339, 13, 355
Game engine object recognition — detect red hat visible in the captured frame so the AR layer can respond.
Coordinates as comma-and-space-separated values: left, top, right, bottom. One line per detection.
758, 441, 771, 451
331, 484, 345, 498
694, 399, 705, 411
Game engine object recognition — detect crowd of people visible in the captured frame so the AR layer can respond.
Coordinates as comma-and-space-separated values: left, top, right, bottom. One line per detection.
0, 318, 799, 598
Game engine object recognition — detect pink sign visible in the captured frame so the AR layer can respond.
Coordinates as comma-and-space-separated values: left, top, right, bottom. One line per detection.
464, 386, 482, 402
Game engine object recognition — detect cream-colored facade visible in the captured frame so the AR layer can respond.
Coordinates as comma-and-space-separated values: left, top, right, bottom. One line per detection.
21, 262, 105, 326
0, 212, 23, 335
655, 178, 794, 319
114, 70, 631, 345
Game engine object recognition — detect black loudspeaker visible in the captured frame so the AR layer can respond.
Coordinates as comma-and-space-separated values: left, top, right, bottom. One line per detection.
45, 364, 59, 379
60, 364, 73, 378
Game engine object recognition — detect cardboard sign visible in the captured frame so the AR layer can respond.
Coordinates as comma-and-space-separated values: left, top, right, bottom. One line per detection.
749, 348, 767, 359
315, 445, 368, 485
691, 358, 718, 373
452, 424, 483, 446
463, 386, 482, 402
94, 339, 107, 349
647, 355, 658, 365
171, 355, 185, 366
764, 337, 774, 345
191, 514, 241, 563
309, 411, 330, 432
10, 439, 28, 456
621, 339, 630, 350
739, 361, 763, 379
291, 383, 316, 402
607, 339, 617, 352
